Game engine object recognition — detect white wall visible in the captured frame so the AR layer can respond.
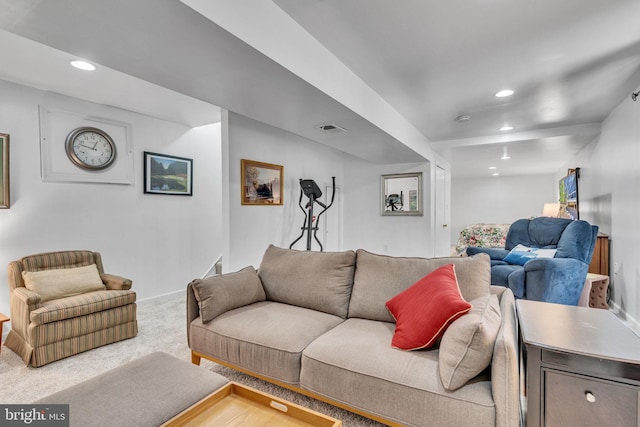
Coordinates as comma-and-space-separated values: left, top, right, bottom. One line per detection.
0, 80, 222, 333
343, 157, 432, 257
224, 112, 345, 272
559, 88, 640, 330
451, 174, 556, 244
223, 112, 435, 271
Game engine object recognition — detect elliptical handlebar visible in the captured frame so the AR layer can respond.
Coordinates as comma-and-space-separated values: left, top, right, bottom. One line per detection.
289, 176, 336, 251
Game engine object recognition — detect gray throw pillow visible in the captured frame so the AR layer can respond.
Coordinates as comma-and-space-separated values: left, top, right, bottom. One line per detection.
438, 294, 501, 391
258, 245, 356, 318
349, 250, 491, 322
190, 266, 266, 323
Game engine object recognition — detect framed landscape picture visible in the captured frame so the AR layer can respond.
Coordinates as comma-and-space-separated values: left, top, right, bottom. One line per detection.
241, 159, 283, 205
0, 133, 8, 208
144, 151, 193, 196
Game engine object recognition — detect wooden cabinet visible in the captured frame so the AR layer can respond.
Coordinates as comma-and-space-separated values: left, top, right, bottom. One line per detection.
589, 233, 609, 276
517, 300, 640, 427
544, 370, 637, 427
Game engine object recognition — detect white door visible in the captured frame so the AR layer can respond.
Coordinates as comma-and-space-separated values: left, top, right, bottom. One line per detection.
435, 166, 450, 256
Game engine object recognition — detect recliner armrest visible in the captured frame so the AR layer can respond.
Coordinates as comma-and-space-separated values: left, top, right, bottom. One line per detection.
466, 247, 510, 261
101, 273, 133, 290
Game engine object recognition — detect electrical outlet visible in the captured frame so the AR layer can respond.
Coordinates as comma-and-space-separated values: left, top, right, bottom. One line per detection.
613, 262, 619, 275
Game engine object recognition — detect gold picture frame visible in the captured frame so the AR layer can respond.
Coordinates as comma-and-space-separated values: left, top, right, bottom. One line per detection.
0, 133, 9, 209
241, 159, 283, 205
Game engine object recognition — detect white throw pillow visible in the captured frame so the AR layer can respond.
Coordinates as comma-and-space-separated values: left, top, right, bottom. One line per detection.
438, 294, 501, 391
22, 264, 105, 302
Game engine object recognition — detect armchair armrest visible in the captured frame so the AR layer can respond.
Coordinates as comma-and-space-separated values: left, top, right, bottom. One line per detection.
523, 258, 589, 304
101, 273, 133, 290
10, 287, 42, 339
466, 246, 510, 261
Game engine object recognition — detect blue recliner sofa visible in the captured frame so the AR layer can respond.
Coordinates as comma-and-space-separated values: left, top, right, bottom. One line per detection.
466, 217, 598, 305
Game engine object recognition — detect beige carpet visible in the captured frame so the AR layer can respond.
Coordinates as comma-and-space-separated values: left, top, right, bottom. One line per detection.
0, 293, 385, 427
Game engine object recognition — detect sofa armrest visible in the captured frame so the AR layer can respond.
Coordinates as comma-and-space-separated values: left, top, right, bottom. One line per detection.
101, 273, 133, 290
186, 282, 200, 348
490, 286, 520, 427
466, 247, 510, 261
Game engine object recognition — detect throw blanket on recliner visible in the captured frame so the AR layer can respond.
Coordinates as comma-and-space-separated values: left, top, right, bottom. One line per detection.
466, 217, 598, 305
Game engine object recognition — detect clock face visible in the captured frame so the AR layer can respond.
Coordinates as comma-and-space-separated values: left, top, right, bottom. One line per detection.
65, 127, 117, 170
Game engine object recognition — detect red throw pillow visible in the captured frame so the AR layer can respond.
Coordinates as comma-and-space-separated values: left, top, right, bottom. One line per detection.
385, 264, 472, 350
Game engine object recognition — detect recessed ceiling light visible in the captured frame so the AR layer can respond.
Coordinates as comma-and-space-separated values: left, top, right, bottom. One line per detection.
70, 60, 96, 71
500, 125, 514, 131
495, 89, 514, 98
492, 172, 500, 176
488, 166, 497, 170
501, 147, 511, 160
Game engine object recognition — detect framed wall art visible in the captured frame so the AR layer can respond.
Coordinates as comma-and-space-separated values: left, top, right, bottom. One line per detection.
241, 159, 283, 205
144, 151, 193, 196
0, 133, 9, 208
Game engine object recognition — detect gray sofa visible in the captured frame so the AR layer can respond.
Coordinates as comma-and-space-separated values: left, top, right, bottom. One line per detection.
187, 245, 519, 427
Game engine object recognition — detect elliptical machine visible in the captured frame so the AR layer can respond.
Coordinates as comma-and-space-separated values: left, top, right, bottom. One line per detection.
289, 177, 336, 251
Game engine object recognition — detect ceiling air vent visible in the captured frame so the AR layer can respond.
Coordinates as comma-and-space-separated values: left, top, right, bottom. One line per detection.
318, 124, 348, 133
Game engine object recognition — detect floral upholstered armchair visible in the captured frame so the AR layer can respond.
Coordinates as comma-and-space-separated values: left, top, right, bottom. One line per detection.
5, 250, 137, 367
455, 223, 511, 256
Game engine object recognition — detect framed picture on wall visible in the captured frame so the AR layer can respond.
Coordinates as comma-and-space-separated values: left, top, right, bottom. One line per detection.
0, 133, 9, 208
143, 151, 193, 196
241, 159, 283, 205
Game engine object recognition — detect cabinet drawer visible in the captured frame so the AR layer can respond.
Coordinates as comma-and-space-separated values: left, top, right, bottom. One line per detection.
544, 369, 638, 427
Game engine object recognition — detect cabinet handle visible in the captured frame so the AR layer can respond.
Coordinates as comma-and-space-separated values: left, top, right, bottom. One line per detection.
585, 391, 596, 403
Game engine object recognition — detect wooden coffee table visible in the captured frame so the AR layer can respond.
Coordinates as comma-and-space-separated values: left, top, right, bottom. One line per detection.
163, 382, 342, 427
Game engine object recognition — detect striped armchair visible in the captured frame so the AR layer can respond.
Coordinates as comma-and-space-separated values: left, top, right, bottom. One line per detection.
5, 250, 137, 367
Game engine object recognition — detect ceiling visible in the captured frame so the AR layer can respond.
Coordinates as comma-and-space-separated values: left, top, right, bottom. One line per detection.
1, 0, 639, 177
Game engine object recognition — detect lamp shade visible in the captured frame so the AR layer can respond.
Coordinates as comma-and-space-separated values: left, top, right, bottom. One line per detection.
542, 203, 561, 217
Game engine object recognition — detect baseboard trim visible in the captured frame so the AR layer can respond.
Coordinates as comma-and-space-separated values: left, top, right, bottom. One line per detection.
137, 289, 184, 305
609, 302, 640, 337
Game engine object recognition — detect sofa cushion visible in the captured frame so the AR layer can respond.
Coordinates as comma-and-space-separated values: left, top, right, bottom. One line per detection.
350, 250, 490, 322
190, 266, 266, 323
386, 264, 471, 350
300, 318, 496, 427
30, 290, 136, 325
439, 294, 501, 391
258, 245, 356, 318
22, 264, 106, 302
189, 301, 344, 385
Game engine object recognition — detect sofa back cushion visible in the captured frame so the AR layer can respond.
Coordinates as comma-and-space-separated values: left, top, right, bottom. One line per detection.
349, 250, 491, 322
258, 245, 356, 318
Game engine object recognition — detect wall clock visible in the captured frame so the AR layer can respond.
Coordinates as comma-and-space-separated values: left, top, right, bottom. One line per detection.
65, 126, 117, 170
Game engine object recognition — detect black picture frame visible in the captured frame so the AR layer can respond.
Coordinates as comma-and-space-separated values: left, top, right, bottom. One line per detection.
143, 151, 193, 196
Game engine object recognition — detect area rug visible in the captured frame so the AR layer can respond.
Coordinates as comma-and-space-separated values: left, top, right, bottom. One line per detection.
0, 293, 385, 426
